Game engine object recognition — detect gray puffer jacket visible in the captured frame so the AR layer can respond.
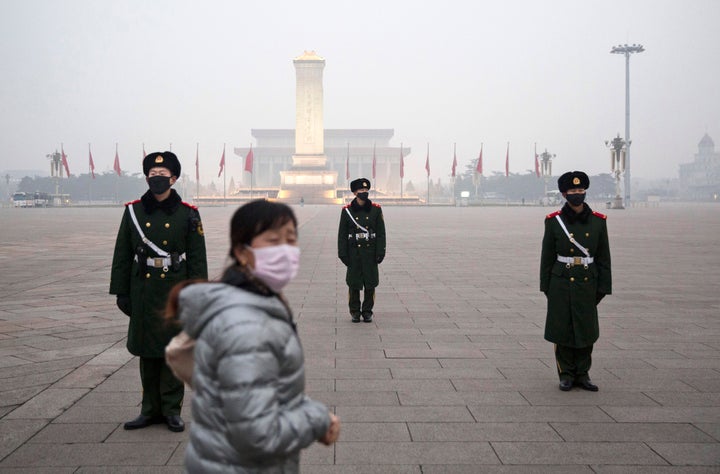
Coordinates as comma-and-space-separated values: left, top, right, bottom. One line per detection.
178, 282, 330, 473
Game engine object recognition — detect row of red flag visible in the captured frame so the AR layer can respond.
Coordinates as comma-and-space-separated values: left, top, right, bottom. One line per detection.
61, 143, 542, 181
348, 143, 543, 180
58, 144, 255, 181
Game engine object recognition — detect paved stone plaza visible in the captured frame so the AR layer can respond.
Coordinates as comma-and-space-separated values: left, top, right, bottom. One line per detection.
0, 202, 719, 472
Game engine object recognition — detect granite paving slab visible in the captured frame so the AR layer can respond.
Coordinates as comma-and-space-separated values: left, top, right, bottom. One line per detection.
0, 203, 718, 470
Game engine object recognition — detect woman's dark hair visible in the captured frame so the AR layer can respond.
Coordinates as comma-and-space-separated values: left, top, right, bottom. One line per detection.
228, 199, 297, 259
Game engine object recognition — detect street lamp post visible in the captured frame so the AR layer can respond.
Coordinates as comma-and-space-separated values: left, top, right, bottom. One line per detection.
605, 134, 629, 209
610, 43, 644, 208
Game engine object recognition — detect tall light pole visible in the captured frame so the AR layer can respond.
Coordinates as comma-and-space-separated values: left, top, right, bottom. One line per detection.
610, 43, 644, 208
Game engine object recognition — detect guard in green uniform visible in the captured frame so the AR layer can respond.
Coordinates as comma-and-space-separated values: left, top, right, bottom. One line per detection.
338, 178, 386, 323
110, 151, 208, 431
540, 171, 611, 391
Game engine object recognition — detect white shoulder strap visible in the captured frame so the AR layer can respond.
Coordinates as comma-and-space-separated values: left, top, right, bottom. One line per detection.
555, 214, 590, 257
128, 204, 169, 257
344, 207, 369, 233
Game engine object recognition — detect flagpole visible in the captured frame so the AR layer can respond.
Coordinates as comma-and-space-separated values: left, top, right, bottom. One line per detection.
223, 143, 226, 207
115, 143, 119, 204
88, 143, 92, 205
453, 142, 457, 207
196, 143, 200, 202
249, 144, 253, 200
400, 142, 404, 199
372, 142, 377, 199
426, 143, 430, 206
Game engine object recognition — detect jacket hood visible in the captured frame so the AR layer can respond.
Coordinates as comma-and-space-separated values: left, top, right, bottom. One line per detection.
177, 283, 291, 339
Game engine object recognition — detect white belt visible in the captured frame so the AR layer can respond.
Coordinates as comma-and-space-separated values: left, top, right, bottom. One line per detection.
349, 233, 376, 240
557, 255, 593, 266
135, 252, 186, 269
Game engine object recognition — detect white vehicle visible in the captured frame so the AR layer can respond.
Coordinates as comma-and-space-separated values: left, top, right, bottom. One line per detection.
12, 192, 31, 207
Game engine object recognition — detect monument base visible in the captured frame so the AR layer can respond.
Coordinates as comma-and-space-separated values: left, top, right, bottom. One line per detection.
277, 169, 342, 204
610, 195, 625, 209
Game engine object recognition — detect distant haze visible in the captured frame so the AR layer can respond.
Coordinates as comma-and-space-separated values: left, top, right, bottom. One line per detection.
1, 0, 718, 186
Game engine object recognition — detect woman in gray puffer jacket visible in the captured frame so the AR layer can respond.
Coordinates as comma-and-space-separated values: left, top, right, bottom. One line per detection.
170, 200, 340, 473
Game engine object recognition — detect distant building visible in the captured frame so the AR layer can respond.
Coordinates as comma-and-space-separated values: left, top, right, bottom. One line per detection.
679, 133, 720, 200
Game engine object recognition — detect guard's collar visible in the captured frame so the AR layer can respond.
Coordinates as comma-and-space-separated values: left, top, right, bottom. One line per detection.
351, 197, 372, 211
140, 189, 181, 215
561, 202, 592, 223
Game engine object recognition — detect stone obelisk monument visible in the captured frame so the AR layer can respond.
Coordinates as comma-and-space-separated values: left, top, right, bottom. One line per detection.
277, 51, 339, 203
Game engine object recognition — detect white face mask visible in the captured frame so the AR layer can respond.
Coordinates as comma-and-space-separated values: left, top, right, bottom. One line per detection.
248, 244, 300, 293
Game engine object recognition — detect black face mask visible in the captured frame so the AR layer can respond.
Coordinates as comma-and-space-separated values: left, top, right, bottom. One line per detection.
356, 192, 369, 201
566, 193, 586, 206
148, 176, 172, 195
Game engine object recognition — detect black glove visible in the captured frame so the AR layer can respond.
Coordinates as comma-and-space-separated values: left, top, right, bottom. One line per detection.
340, 256, 351, 267
376, 256, 384, 264
116, 295, 131, 316
596, 292, 606, 305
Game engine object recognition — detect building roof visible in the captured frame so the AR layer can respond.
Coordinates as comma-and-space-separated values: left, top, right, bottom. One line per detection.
699, 133, 714, 149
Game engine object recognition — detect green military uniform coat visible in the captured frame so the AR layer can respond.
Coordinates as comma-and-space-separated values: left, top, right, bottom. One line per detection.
338, 198, 386, 290
540, 204, 611, 348
110, 190, 208, 357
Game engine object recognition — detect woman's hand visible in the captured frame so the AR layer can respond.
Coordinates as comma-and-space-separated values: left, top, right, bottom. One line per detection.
319, 412, 340, 445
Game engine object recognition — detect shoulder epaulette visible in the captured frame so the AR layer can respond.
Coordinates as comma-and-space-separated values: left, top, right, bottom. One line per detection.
342, 204, 350, 209
592, 211, 607, 220
372, 202, 382, 208
545, 210, 561, 219
181, 201, 199, 210
124, 199, 141, 207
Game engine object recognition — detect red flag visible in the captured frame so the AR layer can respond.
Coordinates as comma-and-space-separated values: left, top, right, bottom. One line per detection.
451, 144, 457, 178
195, 144, 199, 182
113, 146, 122, 176
372, 144, 377, 180
400, 145, 404, 179
61, 144, 70, 177
89, 145, 96, 179
476, 144, 483, 175
505, 142, 510, 177
425, 144, 430, 177
244, 146, 254, 173
217, 146, 225, 178
534, 144, 540, 177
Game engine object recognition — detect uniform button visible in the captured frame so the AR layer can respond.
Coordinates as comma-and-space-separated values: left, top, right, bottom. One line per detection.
585, 233, 590, 237
145, 222, 151, 228
584, 277, 588, 281
357, 244, 361, 248
160, 273, 166, 279
570, 233, 574, 237
570, 277, 575, 282
145, 273, 151, 279
570, 248, 574, 253
165, 223, 170, 228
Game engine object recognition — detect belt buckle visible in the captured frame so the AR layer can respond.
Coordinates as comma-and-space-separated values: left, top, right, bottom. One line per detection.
154, 257, 164, 268
573, 257, 582, 266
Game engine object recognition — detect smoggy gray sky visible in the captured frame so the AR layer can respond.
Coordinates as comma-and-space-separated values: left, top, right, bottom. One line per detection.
1, 0, 718, 186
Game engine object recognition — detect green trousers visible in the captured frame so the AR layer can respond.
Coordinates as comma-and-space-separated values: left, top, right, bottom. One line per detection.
554, 344, 593, 382
139, 357, 184, 417
349, 288, 375, 317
